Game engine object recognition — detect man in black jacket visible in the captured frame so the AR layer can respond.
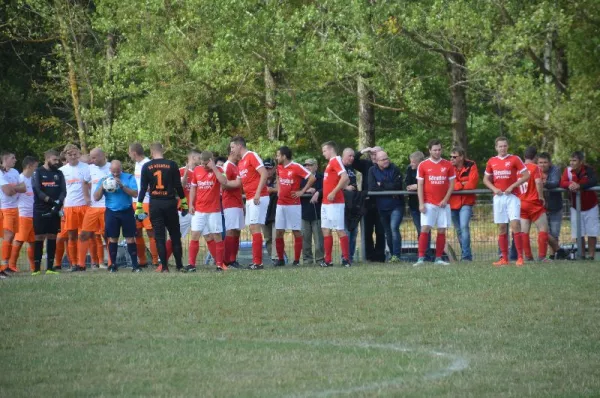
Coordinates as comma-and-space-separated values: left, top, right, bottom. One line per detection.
342, 148, 362, 263
369, 151, 404, 262
262, 158, 278, 264
300, 158, 324, 264
352, 146, 386, 262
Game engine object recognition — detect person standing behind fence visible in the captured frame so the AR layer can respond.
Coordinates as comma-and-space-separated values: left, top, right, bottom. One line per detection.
483, 136, 529, 267
300, 158, 324, 264
537, 152, 566, 259
560, 151, 598, 260
414, 140, 455, 267
321, 141, 351, 267
368, 151, 404, 263
262, 159, 278, 265
449, 147, 478, 262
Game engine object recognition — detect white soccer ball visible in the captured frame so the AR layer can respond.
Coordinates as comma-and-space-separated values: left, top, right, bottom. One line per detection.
102, 177, 118, 193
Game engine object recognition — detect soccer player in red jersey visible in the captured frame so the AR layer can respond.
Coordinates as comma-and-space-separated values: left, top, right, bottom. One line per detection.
188, 151, 229, 271
220, 148, 245, 269
483, 136, 530, 267
517, 146, 558, 262
414, 139, 456, 266
274, 146, 316, 266
320, 141, 350, 267
229, 136, 269, 270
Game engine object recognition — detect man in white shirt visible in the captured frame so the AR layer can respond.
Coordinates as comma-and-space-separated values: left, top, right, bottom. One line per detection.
8, 157, 38, 272
60, 144, 91, 272
0, 151, 27, 273
128, 143, 159, 268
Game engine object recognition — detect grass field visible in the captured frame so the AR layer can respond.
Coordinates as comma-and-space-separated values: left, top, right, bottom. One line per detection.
1, 261, 599, 397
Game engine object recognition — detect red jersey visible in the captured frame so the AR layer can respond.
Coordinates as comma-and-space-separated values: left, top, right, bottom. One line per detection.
277, 162, 311, 206
179, 167, 193, 204
222, 160, 243, 209
417, 158, 456, 205
323, 156, 346, 205
237, 151, 268, 199
485, 154, 527, 195
190, 166, 223, 213
517, 163, 542, 203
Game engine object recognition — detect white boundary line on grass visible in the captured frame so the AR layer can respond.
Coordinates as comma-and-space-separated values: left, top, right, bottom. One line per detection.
218, 338, 469, 397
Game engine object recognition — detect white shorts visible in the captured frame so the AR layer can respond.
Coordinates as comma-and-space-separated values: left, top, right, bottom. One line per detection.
179, 212, 192, 239
245, 196, 270, 225
321, 203, 345, 230
420, 203, 451, 228
493, 194, 521, 224
223, 207, 245, 231
570, 205, 599, 238
275, 205, 302, 231
191, 212, 223, 235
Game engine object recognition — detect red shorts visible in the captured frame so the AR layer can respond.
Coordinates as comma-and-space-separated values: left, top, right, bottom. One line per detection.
1, 208, 19, 234
15, 217, 34, 243
81, 207, 105, 234
133, 203, 152, 230
520, 201, 546, 222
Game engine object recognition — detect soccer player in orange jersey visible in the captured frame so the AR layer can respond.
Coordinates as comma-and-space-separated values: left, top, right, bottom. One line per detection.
483, 137, 530, 267
517, 146, 559, 262
221, 148, 245, 268
414, 139, 456, 266
0, 151, 27, 273
274, 146, 316, 266
188, 151, 229, 271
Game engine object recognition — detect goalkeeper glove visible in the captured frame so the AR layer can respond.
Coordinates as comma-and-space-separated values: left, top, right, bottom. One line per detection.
180, 197, 189, 217
135, 202, 147, 221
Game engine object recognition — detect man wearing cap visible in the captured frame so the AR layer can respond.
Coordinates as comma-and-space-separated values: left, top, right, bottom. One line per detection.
300, 158, 324, 264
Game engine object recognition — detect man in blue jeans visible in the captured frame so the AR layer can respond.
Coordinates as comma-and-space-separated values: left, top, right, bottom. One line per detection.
449, 147, 479, 261
369, 151, 404, 262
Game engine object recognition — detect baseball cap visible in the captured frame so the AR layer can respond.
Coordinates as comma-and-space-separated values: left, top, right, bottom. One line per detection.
304, 158, 317, 166
263, 158, 274, 168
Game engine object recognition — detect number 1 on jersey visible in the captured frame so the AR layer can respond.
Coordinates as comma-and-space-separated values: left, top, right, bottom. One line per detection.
153, 170, 165, 189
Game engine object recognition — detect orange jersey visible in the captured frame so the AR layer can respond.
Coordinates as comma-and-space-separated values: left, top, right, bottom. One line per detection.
517, 163, 542, 203
417, 158, 456, 205
190, 166, 223, 213
323, 156, 346, 205
238, 151, 268, 198
222, 161, 243, 209
485, 155, 526, 195
277, 162, 311, 206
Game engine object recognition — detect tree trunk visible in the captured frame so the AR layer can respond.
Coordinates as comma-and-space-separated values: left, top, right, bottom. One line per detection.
357, 75, 375, 149
103, 32, 116, 134
264, 64, 279, 140
447, 53, 468, 153
56, 1, 87, 153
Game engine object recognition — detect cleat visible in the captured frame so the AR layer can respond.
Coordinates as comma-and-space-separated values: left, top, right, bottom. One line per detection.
216, 264, 228, 272
538, 257, 552, 263
70, 266, 81, 272
152, 263, 161, 268
515, 258, 525, 267
0, 271, 8, 279
228, 261, 242, 269
525, 257, 535, 262
493, 258, 509, 267
132, 268, 142, 273
138, 263, 148, 269
54, 265, 62, 270
46, 269, 60, 275
247, 263, 264, 270
91, 263, 99, 269
155, 264, 163, 273
274, 259, 285, 267
413, 257, 426, 267
434, 258, 450, 266
108, 266, 118, 273
176, 265, 184, 272
8, 265, 19, 273
161, 267, 170, 273
99, 263, 108, 269
31, 271, 41, 276
292, 260, 300, 266
319, 261, 333, 268
341, 258, 351, 267
184, 265, 197, 272
389, 255, 401, 263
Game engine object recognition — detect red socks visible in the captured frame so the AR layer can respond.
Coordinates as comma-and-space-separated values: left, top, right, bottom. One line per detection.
215, 240, 224, 266
340, 235, 349, 261
324, 235, 333, 263
224, 236, 234, 264
522, 232, 532, 259
275, 237, 285, 261
252, 233, 263, 265
418, 233, 429, 258
499, 233, 509, 260
165, 239, 173, 261
435, 233, 446, 258
538, 231, 549, 259
188, 240, 200, 266
513, 232, 524, 260
233, 236, 240, 262
294, 236, 303, 262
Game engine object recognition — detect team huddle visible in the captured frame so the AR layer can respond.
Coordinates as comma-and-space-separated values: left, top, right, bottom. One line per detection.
0, 135, 596, 277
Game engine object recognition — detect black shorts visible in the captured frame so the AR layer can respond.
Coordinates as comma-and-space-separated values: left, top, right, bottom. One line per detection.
105, 207, 137, 239
33, 211, 61, 235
